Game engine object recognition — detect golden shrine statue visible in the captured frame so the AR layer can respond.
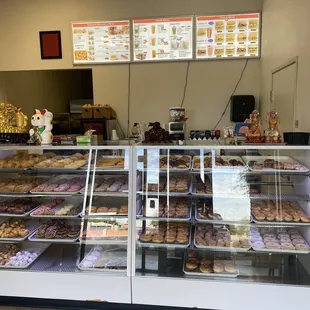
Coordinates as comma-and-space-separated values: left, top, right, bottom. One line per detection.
244, 110, 263, 143
265, 109, 281, 143
0, 102, 28, 133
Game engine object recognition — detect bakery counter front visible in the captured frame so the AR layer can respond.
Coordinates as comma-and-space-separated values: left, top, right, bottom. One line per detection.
0, 144, 133, 303
131, 145, 310, 310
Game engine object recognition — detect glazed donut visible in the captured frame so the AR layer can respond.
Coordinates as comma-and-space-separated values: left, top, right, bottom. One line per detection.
186, 261, 198, 270
200, 264, 213, 273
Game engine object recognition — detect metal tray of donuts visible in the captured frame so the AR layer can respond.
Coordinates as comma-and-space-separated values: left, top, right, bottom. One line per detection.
195, 207, 250, 225
28, 220, 81, 243
30, 199, 83, 219
139, 155, 192, 172
0, 242, 50, 269
0, 199, 41, 218
191, 156, 247, 172
242, 156, 309, 173
80, 156, 128, 171
0, 219, 39, 242
30, 175, 86, 196
193, 226, 251, 253
251, 214, 310, 226
78, 247, 127, 273
137, 230, 191, 249
183, 250, 239, 278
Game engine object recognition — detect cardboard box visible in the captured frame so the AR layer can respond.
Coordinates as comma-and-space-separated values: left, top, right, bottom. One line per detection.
93, 106, 110, 119
104, 106, 117, 119
82, 104, 93, 119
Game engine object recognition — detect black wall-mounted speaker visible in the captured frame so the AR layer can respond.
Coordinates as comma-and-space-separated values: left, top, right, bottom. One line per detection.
231, 95, 255, 122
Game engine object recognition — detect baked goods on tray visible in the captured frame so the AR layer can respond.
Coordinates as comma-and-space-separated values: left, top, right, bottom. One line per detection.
195, 175, 212, 194
250, 227, 310, 252
160, 155, 191, 169
143, 176, 189, 193
92, 176, 128, 192
0, 219, 29, 239
34, 152, 88, 169
184, 250, 237, 275
0, 178, 43, 193
79, 246, 126, 270
140, 222, 189, 245
0, 244, 20, 266
31, 198, 81, 216
196, 199, 222, 221
3, 246, 41, 268
34, 220, 80, 240
85, 204, 128, 215
194, 224, 249, 249
31, 177, 85, 193
143, 197, 189, 218
193, 156, 244, 169
95, 157, 124, 168
247, 158, 308, 171
0, 152, 55, 169
251, 200, 310, 223
0, 198, 39, 215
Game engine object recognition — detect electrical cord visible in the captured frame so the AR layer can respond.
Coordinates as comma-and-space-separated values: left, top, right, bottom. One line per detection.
180, 60, 191, 108
127, 63, 131, 137
116, 118, 126, 139
212, 59, 249, 130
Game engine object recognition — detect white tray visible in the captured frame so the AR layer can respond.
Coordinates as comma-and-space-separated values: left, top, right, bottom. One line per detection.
140, 155, 192, 171
0, 243, 50, 269
0, 220, 39, 242
192, 156, 247, 172
242, 156, 309, 173
78, 248, 127, 273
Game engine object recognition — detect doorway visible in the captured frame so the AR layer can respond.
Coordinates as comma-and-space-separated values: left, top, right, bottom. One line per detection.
271, 57, 298, 133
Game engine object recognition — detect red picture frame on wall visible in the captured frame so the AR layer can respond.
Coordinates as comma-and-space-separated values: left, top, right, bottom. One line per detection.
39, 30, 62, 59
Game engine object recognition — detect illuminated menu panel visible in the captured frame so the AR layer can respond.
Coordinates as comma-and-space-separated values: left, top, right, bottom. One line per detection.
72, 21, 130, 64
133, 17, 193, 62
196, 13, 260, 59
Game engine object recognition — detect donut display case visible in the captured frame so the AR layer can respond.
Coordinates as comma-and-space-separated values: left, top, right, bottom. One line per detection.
132, 145, 310, 310
0, 144, 134, 304
1, 143, 310, 309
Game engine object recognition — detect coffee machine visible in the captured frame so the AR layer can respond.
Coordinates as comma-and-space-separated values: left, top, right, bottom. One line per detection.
168, 107, 186, 141
168, 122, 186, 140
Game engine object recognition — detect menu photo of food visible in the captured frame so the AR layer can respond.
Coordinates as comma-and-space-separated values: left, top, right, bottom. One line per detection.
72, 20, 131, 64
196, 13, 260, 59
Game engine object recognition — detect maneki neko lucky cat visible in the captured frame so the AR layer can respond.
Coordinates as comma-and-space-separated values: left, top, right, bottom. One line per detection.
29, 109, 53, 145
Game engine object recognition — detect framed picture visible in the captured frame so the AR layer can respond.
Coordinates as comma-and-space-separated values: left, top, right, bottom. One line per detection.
39, 30, 62, 59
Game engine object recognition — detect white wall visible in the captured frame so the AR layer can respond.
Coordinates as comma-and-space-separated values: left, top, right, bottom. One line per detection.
0, 72, 6, 102
0, 0, 262, 134
261, 0, 310, 131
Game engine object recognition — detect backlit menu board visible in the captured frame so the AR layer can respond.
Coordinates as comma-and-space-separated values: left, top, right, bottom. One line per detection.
72, 21, 130, 64
196, 13, 260, 59
133, 17, 193, 62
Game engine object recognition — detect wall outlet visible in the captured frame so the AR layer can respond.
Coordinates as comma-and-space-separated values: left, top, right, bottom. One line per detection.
295, 120, 299, 128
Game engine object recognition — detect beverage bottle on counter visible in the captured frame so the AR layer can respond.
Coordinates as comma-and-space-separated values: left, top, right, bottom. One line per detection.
215, 130, 221, 140
131, 123, 139, 139
205, 130, 211, 140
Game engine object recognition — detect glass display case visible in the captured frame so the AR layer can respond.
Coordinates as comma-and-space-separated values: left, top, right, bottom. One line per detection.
0, 144, 133, 303
1, 143, 310, 309
132, 145, 310, 309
